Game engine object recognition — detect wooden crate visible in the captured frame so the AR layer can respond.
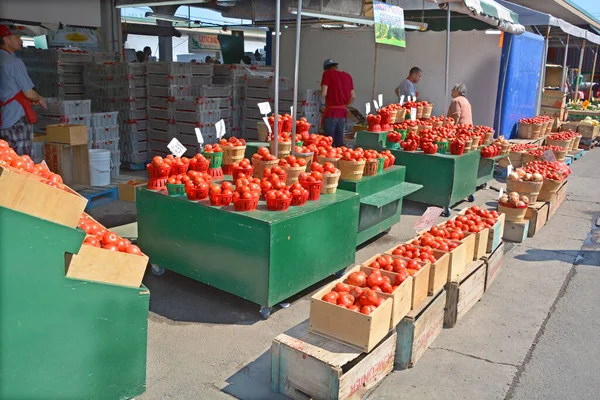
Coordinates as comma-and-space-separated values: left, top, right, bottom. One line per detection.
339, 265, 413, 328
503, 220, 530, 243
459, 231, 477, 261
486, 213, 505, 254
395, 290, 446, 370
0, 165, 87, 229
271, 321, 396, 400
444, 260, 486, 328
426, 250, 450, 295
482, 242, 505, 290
44, 143, 91, 186
310, 280, 394, 352
525, 202, 549, 237
578, 124, 598, 139
547, 181, 568, 220
117, 179, 147, 202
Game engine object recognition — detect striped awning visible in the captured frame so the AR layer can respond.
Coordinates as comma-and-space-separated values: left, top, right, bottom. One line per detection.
431, 0, 525, 34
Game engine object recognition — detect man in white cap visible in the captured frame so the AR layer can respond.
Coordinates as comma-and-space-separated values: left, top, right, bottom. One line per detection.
0, 25, 46, 155
320, 58, 355, 147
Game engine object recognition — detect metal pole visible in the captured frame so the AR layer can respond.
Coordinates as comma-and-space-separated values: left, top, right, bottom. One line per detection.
536, 26, 551, 115
273, 0, 281, 157
291, 0, 302, 152
574, 39, 585, 102
588, 45, 598, 100
443, 3, 451, 119
561, 34, 569, 91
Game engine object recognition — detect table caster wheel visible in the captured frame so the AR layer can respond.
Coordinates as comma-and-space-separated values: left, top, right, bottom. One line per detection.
441, 207, 451, 218
480, 182, 488, 189
334, 268, 346, 278
468, 194, 475, 202
151, 264, 165, 276
260, 306, 272, 320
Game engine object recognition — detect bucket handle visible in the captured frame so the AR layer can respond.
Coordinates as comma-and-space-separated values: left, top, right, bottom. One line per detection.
91, 158, 114, 173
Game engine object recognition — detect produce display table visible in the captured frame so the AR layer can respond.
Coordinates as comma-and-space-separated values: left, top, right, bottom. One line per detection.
337, 166, 422, 245
477, 154, 507, 188
0, 206, 149, 400
244, 141, 269, 159
137, 189, 360, 318
355, 130, 388, 151
389, 149, 480, 215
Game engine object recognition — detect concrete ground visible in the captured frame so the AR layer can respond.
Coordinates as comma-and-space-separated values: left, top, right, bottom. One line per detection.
95, 150, 600, 400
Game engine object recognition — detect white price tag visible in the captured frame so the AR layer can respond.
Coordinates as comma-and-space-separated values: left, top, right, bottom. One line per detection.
507, 164, 513, 177
542, 149, 557, 162
407, 95, 412, 102
263, 116, 272, 134
167, 138, 187, 158
373, 100, 380, 110
194, 127, 204, 145
410, 107, 417, 121
498, 187, 504, 200
399, 95, 405, 106
41, 160, 48, 169
414, 207, 444, 231
378, 94, 383, 108
258, 102, 271, 115
365, 102, 371, 115
290, 105, 294, 116
216, 119, 226, 139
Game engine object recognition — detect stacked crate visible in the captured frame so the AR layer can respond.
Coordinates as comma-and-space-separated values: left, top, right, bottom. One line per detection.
89, 111, 120, 178
300, 89, 322, 134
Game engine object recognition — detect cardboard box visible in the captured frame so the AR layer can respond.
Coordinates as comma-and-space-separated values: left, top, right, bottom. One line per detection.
44, 143, 90, 186
46, 124, 87, 146
578, 124, 599, 139
541, 89, 566, 108
118, 179, 147, 202
540, 106, 566, 120
545, 64, 566, 88
0, 165, 87, 228
561, 121, 579, 132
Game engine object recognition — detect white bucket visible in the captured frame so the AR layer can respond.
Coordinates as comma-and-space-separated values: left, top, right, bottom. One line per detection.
89, 149, 112, 186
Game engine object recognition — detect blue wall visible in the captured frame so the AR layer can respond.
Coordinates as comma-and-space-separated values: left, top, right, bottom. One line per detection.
494, 32, 544, 139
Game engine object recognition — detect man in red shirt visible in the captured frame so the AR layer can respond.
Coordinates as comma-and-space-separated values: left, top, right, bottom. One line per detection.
320, 59, 355, 147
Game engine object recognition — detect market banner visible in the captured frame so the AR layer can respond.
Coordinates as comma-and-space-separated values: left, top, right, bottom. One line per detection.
188, 33, 221, 53
373, 1, 406, 48
47, 29, 98, 48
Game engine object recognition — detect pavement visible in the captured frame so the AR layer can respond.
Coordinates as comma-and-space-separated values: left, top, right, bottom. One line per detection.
90, 150, 600, 400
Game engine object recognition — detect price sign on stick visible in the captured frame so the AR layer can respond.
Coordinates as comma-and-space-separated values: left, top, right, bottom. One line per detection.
258, 102, 271, 115
290, 105, 294, 116
378, 94, 383, 107
498, 187, 504, 200
414, 207, 444, 231
399, 95, 405, 105
410, 107, 417, 121
542, 149, 557, 162
194, 127, 204, 145
263, 116, 272, 134
216, 119, 226, 139
373, 100, 380, 110
365, 102, 371, 115
167, 138, 187, 158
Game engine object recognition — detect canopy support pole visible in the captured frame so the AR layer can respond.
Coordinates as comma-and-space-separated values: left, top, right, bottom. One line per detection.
574, 39, 586, 102
536, 26, 551, 115
273, 0, 281, 156
291, 0, 303, 151
588, 45, 598, 100
443, 3, 451, 120
561, 34, 569, 92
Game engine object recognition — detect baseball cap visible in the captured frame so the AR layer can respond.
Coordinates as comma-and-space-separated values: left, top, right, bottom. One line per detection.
323, 58, 338, 69
0, 25, 13, 37
0, 25, 26, 37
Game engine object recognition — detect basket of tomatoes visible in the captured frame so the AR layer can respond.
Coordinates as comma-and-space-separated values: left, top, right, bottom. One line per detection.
166, 175, 186, 196
299, 170, 323, 200
265, 189, 293, 211
189, 153, 210, 172
147, 156, 171, 179
279, 155, 308, 185
498, 191, 529, 222
339, 149, 366, 181
220, 137, 247, 172
288, 182, 310, 205
232, 179, 261, 211
260, 169, 288, 197
311, 162, 340, 194
201, 144, 224, 169
209, 182, 235, 206
269, 131, 293, 159
251, 146, 279, 178
231, 158, 254, 181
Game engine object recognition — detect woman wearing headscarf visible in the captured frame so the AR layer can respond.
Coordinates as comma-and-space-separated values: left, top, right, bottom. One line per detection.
447, 83, 473, 125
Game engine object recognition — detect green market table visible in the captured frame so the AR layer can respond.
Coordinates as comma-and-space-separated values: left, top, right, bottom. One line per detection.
337, 166, 422, 245
244, 141, 269, 158
477, 154, 507, 188
137, 188, 360, 318
355, 130, 388, 151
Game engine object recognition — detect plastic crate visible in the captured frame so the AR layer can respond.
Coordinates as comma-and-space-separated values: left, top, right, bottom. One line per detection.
91, 126, 120, 141
32, 141, 45, 163
120, 97, 147, 110
122, 150, 149, 164
147, 96, 175, 108
122, 75, 146, 88
147, 74, 173, 86
149, 128, 175, 141
57, 72, 83, 84
122, 63, 146, 76
198, 85, 231, 98
122, 130, 149, 142
148, 118, 173, 131
92, 138, 120, 152
57, 51, 93, 63
123, 140, 149, 153
111, 162, 121, 178
122, 108, 148, 120
191, 76, 212, 86
91, 112, 119, 128
147, 107, 173, 120
174, 109, 231, 124
124, 87, 147, 98
148, 85, 169, 97
187, 63, 213, 75
122, 120, 148, 132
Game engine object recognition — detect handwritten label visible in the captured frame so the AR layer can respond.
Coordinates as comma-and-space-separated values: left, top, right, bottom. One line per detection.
258, 102, 271, 115
194, 127, 204, 144
216, 119, 226, 139
498, 187, 504, 200
378, 94, 383, 108
542, 149, 557, 162
410, 107, 417, 121
507, 164, 513, 177
407, 95, 412, 102
167, 138, 187, 158
365, 102, 371, 115
373, 100, 380, 110
414, 206, 444, 231
263, 116, 272, 133
399, 95, 405, 105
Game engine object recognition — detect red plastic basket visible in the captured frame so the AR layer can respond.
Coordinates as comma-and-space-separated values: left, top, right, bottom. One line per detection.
208, 167, 224, 179
222, 164, 233, 175
300, 181, 323, 201
233, 198, 259, 212
266, 197, 292, 211
169, 163, 189, 176
209, 193, 234, 206
291, 192, 309, 206
147, 178, 167, 191
232, 166, 254, 181
189, 159, 210, 172
147, 164, 171, 179
186, 187, 209, 201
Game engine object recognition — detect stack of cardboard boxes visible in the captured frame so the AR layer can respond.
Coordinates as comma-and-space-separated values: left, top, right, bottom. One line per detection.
44, 124, 90, 186
541, 65, 568, 130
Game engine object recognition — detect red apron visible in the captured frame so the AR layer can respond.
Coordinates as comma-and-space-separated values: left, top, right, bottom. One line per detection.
320, 104, 347, 129
0, 49, 37, 127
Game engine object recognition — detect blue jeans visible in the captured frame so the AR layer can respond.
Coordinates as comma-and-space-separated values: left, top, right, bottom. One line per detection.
323, 117, 345, 147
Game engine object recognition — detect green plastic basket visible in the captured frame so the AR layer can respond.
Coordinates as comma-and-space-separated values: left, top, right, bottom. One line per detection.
202, 151, 223, 169
296, 141, 304, 147
166, 183, 186, 196
436, 141, 449, 154
395, 129, 407, 141
386, 141, 400, 150
377, 157, 385, 172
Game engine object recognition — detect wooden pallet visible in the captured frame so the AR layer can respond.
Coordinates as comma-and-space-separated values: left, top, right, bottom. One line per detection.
395, 289, 446, 370
444, 260, 486, 328
271, 321, 396, 400
482, 242, 505, 290
71, 176, 139, 209
568, 149, 585, 160
122, 161, 148, 171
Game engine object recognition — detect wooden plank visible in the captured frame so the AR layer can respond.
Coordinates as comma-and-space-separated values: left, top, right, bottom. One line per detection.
483, 242, 505, 290
503, 220, 530, 243
547, 181, 568, 221
460, 232, 477, 261
473, 228, 490, 260
525, 202, 549, 237
411, 263, 430, 309
444, 260, 486, 328
487, 213, 505, 253
428, 250, 450, 295
395, 290, 446, 370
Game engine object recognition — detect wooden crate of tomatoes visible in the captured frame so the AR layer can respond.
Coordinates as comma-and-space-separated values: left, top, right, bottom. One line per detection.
405, 233, 468, 283
444, 260, 486, 329
459, 206, 505, 254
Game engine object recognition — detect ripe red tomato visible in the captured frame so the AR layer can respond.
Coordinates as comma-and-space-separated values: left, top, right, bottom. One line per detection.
366, 273, 384, 288
103, 244, 119, 252
360, 305, 377, 315
358, 289, 379, 306
101, 231, 120, 247
124, 244, 142, 255
407, 259, 420, 270
321, 291, 339, 304
381, 281, 394, 293
337, 293, 355, 308
83, 237, 101, 248
348, 271, 367, 287
117, 238, 131, 252
348, 305, 361, 312
334, 282, 350, 293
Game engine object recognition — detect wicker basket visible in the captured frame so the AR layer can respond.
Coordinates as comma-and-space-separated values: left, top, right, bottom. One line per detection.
522, 153, 543, 165
295, 152, 313, 169
416, 106, 424, 119
339, 159, 366, 181
222, 145, 246, 166
508, 151, 524, 168
517, 123, 535, 139
498, 204, 528, 222
390, 110, 398, 124
363, 159, 379, 176
506, 180, 543, 203
407, 125, 418, 135
432, 120, 443, 129
270, 140, 292, 159
546, 138, 571, 150
483, 132, 494, 145
552, 148, 568, 162
317, 155, 340, 168
500, 142, 510, 155
464, 141, 472, 154
571, 135, 581, 149
283, 165, 307, 185
538, 178, 564, 201
321, 170, 341, 194
395, 110, 406, 123
252, 158, 279, 178
257, 121, 269, 142
422, 104, 434, 119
